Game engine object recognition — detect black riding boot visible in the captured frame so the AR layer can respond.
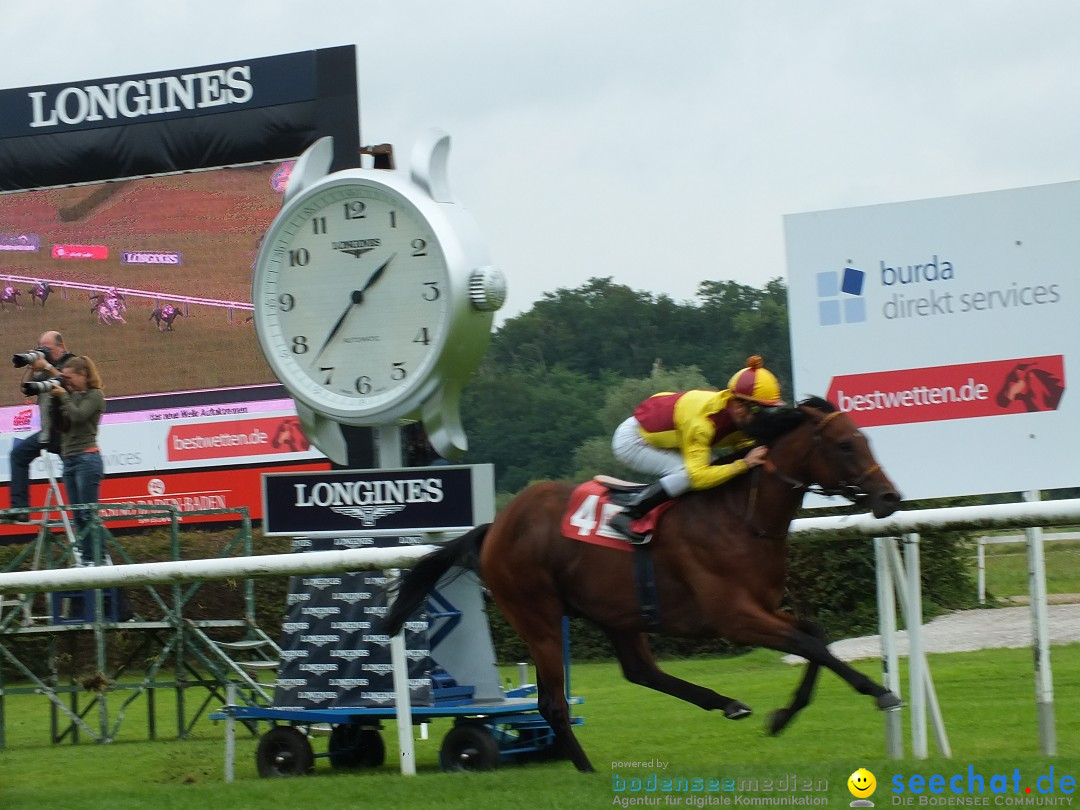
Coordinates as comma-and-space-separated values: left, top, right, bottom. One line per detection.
608, 481, 672, 543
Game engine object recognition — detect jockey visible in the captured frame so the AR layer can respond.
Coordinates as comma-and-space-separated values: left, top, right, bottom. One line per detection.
607, 355, 784, 542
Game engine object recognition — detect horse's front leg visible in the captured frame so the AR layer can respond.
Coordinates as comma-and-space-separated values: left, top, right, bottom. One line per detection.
604, 630, 752, 719
763, 615, 826, 735
727, 607, 900, 733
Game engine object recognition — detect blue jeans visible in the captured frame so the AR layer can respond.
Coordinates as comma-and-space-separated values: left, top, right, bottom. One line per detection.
62, 451, 104, 562
9, 433, 45, 511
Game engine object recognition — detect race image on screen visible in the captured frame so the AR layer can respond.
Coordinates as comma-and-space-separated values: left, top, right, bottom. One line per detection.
0, 160, 296, 406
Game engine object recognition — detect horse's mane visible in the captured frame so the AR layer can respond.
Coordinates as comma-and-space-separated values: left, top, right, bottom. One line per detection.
1030, 368, 1065, 406
743, 395, 837, 445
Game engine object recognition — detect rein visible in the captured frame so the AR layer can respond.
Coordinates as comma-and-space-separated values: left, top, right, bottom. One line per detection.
744, 407, 879, 533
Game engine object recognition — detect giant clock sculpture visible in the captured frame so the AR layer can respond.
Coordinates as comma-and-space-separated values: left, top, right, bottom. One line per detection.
252, 131, 505, 464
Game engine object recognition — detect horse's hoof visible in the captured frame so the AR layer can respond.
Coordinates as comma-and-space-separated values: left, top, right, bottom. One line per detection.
724, 701, 752, 720
766, 709, 791, 736
877, 691, 902, 710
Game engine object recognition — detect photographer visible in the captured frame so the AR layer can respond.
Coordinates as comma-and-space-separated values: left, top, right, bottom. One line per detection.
3, 331, 74, 524
50, 356, 105, 564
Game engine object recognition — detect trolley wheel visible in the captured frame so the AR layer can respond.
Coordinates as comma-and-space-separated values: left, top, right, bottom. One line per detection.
439, 722, 501, 771
328, 725, 386, 769
255, 726, 315, 777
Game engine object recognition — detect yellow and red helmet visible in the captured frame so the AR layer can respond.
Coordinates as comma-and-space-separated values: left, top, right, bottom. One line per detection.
728, 355, 782, 406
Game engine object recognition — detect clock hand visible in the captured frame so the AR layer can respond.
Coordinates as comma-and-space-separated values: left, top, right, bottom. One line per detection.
360, 252, 396, 293
311, 289, 363, 368
308, 254, 396, 369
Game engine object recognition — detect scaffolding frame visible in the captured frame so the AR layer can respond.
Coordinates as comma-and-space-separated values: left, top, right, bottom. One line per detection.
0, 501, 279, 747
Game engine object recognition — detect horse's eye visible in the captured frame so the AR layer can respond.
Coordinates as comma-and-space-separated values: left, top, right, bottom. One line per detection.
838, 440, 855, 453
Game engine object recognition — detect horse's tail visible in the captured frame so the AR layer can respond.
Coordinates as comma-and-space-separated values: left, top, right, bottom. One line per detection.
381, 523, 490, 636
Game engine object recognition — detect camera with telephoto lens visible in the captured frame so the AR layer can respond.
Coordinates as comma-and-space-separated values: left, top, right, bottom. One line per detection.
11, 347, 49, 368
21, 377, 64, 396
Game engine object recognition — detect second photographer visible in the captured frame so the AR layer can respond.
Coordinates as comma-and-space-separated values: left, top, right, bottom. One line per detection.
3, 331, 74, 523
51, 356, 106, 564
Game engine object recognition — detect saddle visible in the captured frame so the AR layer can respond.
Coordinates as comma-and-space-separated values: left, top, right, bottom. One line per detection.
593, 474, 651, 505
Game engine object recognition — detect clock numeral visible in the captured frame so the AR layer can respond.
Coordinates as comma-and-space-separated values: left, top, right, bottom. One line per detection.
291, 336, 309, 355
278, 293, 295, 311
320, 367, 334, 385
410, 238, 427, 257
344, 201, 366, 220
391, 362, 407, 381
389, 210, 397, 228
289, 248, 310, 267
312, 217, 328, 235
414, 327, 431, 346
422, 282, 440, 301
355, 376, 373, 395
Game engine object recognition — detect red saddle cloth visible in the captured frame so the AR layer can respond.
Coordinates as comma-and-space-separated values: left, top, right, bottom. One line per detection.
559, 480, 674, 552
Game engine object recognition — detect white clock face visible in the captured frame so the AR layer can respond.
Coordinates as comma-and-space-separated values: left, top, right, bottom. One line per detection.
254, 179, 450, 418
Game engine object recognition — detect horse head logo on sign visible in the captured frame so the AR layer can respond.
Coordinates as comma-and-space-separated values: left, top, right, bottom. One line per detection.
995, 361, 1065, 413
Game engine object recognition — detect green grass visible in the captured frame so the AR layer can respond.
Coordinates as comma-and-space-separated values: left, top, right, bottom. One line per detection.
1, 646, 1077, 809
980, 538, 1080, 599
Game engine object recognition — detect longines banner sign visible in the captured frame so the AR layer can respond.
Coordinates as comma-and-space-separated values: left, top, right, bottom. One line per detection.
0, 45, 360, 191
261, 464, 496, 536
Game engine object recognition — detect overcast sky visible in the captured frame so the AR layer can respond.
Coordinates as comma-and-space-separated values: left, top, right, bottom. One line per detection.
5, 1, 1080, 323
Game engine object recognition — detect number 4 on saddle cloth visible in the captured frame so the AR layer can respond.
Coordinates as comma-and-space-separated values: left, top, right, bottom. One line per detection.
559, 479, 676, 551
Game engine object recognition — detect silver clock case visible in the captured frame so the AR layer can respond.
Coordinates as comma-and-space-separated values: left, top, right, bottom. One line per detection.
252, 132, 499, 462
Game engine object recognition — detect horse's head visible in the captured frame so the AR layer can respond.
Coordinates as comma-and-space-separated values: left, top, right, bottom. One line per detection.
996, 363, 1033, 408
995, 363, 1064, 412
747, 396, 901, 519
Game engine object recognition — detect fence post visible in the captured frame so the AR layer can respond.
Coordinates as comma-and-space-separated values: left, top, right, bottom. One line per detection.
977, 537, 986, 604
1023, 490, 1056, 756
874, 537, 903, 759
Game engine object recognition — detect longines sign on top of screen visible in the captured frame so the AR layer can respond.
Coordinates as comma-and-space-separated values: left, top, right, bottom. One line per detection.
261, 465, 493, 536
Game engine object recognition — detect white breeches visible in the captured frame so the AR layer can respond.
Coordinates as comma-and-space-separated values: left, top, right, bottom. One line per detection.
610, 417, 691, 496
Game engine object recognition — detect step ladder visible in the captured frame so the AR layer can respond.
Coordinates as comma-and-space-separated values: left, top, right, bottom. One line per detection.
185, 624, 283, 705
1, 450, 81, 626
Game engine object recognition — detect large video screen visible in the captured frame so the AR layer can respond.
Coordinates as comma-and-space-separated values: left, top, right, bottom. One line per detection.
0, 161, 295, 406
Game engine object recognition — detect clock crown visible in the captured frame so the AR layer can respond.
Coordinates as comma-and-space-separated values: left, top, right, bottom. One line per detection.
468, 266, 507, 312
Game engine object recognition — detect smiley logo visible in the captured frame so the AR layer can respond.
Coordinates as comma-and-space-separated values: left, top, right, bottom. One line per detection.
848, 768, 877, 798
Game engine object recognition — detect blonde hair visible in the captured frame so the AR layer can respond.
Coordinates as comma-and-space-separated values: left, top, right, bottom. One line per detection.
65, 356, 104, 392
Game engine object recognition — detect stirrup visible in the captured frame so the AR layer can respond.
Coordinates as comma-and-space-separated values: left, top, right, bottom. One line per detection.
608, 512, 651, 545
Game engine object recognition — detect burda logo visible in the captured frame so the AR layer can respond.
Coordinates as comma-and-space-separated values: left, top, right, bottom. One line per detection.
818, 255, 958, 327
817, 267, 866, 326
13, 408, 34, 430
27, 66, 254, 129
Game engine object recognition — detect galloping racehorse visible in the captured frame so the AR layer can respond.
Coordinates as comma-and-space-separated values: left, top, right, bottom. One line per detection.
149, 303, 183, 332
95, 300, 126, 325
383, 397, 902, 772
28, 280, 51, 306
0, 284, 23, 310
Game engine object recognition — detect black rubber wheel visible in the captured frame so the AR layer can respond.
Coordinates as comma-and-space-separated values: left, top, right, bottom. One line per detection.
328, 725, 386, 769
439, 722, 500, 771
255, 726, 315, 777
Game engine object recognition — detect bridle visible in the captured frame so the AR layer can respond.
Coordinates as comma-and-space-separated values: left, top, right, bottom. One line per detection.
755, 407, 881, 504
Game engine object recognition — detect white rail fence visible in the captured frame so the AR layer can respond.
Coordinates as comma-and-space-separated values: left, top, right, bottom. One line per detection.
975, 531, 1080, 604
0, 273, 253, 319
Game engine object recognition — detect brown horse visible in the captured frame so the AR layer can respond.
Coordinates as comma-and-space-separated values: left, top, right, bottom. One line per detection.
383, 396, 902, 772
